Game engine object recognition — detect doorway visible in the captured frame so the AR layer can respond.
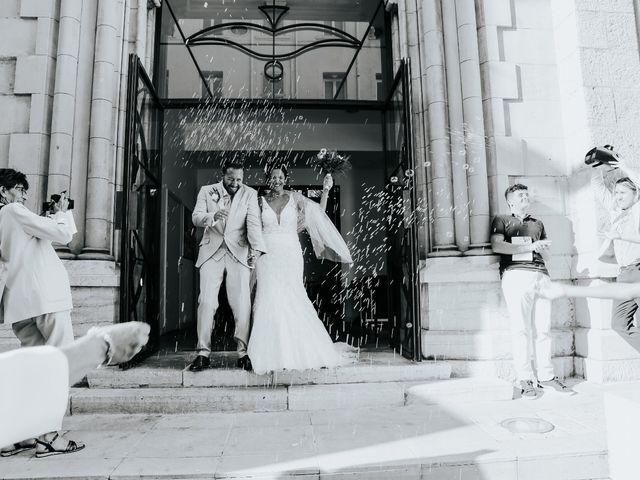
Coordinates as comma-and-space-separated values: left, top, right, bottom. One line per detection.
119, 0, 422, 366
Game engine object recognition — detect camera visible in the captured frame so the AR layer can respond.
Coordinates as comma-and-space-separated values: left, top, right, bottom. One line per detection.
585, 145, 620, 168
42, 191, 74, 214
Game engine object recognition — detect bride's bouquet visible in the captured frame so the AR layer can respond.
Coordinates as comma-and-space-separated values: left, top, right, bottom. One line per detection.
311, 148, 352, 176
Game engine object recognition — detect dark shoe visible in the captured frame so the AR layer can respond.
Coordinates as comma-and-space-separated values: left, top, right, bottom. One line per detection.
35, 433, 85, 458
537, 376, 575, 395
236, 355, 252, 371
188, 355, 210, 372
519, 380, 538, 400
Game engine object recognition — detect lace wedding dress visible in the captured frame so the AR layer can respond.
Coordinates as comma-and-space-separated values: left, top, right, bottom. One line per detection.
248, 192, 355, 374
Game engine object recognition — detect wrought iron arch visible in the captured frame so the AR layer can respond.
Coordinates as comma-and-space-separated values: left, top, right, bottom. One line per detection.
164, 0, 383, 87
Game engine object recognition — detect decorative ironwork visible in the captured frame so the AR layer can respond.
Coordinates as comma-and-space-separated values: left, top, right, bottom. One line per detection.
179, 0, 362, 81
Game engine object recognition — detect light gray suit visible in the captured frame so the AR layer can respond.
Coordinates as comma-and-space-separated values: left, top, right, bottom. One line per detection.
192, 182, 266, 355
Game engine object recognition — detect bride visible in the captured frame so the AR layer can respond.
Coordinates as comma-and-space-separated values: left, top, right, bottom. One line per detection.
247, 163, 355, 374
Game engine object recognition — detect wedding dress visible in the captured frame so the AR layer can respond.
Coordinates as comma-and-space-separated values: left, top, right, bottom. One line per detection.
248, 191, 355, 374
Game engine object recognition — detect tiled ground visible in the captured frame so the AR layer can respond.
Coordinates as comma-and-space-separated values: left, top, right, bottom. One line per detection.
0, 378, 618, 480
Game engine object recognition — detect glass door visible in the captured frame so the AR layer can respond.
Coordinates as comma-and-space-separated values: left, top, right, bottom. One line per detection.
383, 58, 422, 361
120, 54, 164, 365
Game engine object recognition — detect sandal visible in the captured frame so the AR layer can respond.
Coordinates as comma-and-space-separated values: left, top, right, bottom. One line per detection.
35, 433, 85, 458
0, 440, 36, 457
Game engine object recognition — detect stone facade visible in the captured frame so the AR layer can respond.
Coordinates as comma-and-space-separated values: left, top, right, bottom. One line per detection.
393, 0, 640, 382
2, 0, 640, 382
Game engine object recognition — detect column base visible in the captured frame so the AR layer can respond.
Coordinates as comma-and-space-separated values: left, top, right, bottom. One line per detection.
78, 249, 114, 261
428, 245, 462, 257
54, 246, 76, 259
464, 243, 492, 256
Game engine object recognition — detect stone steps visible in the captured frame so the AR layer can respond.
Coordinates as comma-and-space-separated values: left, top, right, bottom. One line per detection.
87, 358, 452, 388
422, 329, 574, 360
70, 378, 515, 415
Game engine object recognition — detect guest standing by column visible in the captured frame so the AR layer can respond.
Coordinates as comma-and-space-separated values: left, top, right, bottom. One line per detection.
491, 184, 572, 400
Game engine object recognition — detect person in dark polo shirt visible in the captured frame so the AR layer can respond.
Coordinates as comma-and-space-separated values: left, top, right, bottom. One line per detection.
491, 184, 572, 400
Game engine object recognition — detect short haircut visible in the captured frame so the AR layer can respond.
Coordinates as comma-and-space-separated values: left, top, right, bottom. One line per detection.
0, 168, 29, 191
615, 176, 637, 192
264, 163, 289, 179
504, 183, 528, 201
221, 162, 244, 175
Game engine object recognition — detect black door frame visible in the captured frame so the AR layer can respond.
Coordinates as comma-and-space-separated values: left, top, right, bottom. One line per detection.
382, 58, 422, 361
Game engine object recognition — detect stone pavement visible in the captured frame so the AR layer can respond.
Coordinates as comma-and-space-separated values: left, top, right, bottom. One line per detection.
0, 378, 622, 480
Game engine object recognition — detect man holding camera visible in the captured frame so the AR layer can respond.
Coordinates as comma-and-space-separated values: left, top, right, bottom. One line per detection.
0, 168, 83, 457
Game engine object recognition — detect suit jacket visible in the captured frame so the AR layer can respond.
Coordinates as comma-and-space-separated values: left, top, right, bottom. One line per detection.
0, 204, 74, 325
192, 183, 266, 268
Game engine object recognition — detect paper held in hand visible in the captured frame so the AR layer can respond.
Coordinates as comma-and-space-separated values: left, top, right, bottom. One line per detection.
512, 236, 533, 262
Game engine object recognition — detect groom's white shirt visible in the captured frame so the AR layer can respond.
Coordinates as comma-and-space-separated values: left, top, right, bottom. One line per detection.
192, 182, 266, 268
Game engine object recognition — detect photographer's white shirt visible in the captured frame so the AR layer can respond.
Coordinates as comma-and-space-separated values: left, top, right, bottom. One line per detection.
0, 203, 75, 325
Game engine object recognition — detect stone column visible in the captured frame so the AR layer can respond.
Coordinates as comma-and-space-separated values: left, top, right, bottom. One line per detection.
405, 0, 431, 256
388, 2, 401, 69
47, 0, 83, 258
422, 0, 459, 256
67, 0, 98, 254
136, 0, 147, 64
441, 0, 470, 253
456, 0, 491, 254
82, 0, 121, 259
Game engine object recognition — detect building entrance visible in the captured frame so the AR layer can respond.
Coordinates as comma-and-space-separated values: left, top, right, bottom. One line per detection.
119, 0, 421, 367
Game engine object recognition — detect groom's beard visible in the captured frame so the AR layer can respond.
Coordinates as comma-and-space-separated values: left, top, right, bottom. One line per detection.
224, 184, 239, 196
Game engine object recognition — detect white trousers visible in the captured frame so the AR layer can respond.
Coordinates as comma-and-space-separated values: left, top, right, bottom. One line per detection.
501, 270, 554, 383
11, 310, 74, 348
197, 254, 251, 355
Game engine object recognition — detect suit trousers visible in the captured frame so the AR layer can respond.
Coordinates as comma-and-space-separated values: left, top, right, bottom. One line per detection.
11, 310, 74, 348
501, 270, 554, 383
197, 253, 251, 356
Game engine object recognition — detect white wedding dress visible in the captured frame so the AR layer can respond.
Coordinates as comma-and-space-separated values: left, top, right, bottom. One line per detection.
248, 192, 355, 374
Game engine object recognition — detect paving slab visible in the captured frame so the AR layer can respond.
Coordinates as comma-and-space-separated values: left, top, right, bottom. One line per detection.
69, 387, 289, 414
1, 378, 624, 480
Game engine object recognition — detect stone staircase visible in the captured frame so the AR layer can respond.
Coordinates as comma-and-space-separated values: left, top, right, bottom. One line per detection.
71, 352, 505, 415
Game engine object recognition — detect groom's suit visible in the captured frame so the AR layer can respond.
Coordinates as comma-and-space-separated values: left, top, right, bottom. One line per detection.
192, 182, 266, 356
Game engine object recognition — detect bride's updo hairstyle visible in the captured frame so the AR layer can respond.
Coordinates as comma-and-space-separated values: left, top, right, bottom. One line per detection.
264, 162, 289, 180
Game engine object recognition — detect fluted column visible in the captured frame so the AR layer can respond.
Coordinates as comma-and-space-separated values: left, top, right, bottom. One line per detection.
47, 0, 83, 257
48, 0, 82, 196
405, 0, 430, 256
388, 2, 401, 69
456, 0, 491, 254
82, 0, 121, 259
422, 0, 458, 256
441, 0, 470, 253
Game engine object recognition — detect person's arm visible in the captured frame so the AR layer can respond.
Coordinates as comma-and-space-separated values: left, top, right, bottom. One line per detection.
62, 321, 150, 385
192, 187, 216, 228
490, 233, 550, 255
539, 280, 640, 301
246, 191, 267, 254
319, 174, 333, 212
591, 167, 616, 212
11, 204, 73, 244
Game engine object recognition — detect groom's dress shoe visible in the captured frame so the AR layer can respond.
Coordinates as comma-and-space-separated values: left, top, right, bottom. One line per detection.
188, 355, 210, 372
236, 356, 252, 371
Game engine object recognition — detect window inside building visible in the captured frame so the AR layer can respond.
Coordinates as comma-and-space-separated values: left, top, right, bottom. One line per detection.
263, 75, 284, 98
376, 73, 383, 101
202, 70, 223, 98
324, 20, 346, 36
324, 72, 346, 100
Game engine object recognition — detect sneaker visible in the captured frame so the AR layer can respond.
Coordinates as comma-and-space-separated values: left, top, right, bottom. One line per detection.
537, 376, 575, 395
519, 380, 538, 400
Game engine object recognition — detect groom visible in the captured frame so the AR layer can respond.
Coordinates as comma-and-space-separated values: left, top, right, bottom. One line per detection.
189, 162, 266, 372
